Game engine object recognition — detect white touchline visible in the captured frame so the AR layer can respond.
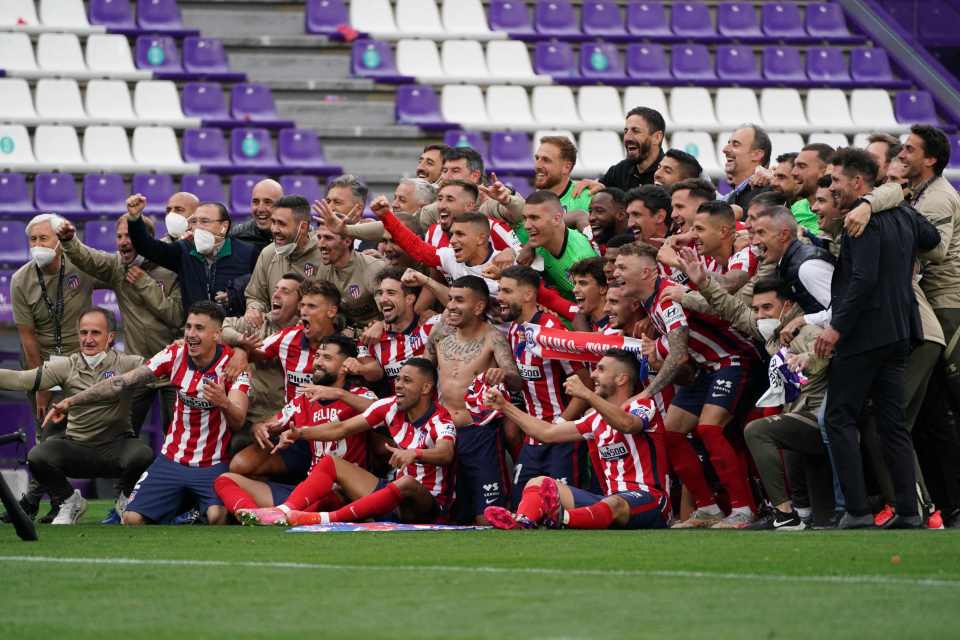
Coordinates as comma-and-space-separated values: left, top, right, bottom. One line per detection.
1, 555, 958, 589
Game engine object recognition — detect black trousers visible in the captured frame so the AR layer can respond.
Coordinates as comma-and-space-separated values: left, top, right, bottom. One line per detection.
824, 340, 918, 517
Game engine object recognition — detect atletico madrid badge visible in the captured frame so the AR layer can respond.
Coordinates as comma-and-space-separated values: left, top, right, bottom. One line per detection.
67, 274, 81, 289
303, 263, 316, 277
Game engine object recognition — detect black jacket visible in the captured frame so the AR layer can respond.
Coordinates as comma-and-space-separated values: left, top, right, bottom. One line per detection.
229, 219, 273, 257
600, 149, 663, 191
830, 203, 940, 357
777, 239, 834, 314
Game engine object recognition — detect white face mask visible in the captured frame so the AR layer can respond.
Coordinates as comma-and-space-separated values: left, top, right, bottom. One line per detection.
275, 224, 303, 258
757, 318, 780, 342
81, 351, 107, 369
31, 245, 58, 269
193, 228, 218, 255
165, 213, 189, 239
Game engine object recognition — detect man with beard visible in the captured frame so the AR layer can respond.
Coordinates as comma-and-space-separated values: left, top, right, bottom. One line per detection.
689, 200, 759, 292
625, 185, 670, 245
393, 177, 436, 215
534, 136, 592, 214
771, 152, 799, 205
789, 144, 832, 234
378, 214, 424, 271
416, 143, 449, 184
587, 188, 628, 252
575, 107, 666, 197
654, 148, 703, 188
523, 191, 598, 301
656, 179, 716, 286
721, 124, 772, 212
601, 234, 637, 285
425, 276, 522, 523
230, 178, 283, 254
866, 133, 901, 182
213, 335, 376, 519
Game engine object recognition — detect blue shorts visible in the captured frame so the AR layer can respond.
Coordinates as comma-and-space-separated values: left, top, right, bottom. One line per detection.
671, 364, 747, 416
371, 478, 448, 523
511, 441, 581, 508
126, 455, 228, 524
277, 438, 312, 481
267, 481, 296, 506
453, 421, 510, 521
568, 486, 668, 530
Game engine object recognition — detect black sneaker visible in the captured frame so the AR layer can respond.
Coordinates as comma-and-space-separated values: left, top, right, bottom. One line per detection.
2, 496, 39, 523
747, 509, 805, 531
881, 514, 923, 529
38, 501, 62, 524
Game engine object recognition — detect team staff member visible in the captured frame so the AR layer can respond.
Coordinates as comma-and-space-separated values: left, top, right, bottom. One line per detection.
576, 107, 667, 196
230, 178, 283, 253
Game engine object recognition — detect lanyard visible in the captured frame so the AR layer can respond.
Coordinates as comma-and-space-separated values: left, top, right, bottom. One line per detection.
35, 259, 65, 355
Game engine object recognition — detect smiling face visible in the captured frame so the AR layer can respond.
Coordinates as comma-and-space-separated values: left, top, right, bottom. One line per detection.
590, 356, 623, 399
78, 311, 113, 356
588, 192, 623, 241
312, 342, 347, 386
812, 185, 841, 232
533, 142, 570, 191
653, 155, 686, 187
115, 218, 138, 265
626, 200, 665, 243
299, 293, 337, 340
270, 207, 305, 248
692, 212, 730, 258
772, 159, 798, 199
751, 216, 788, 265
572, 273, 607, 317
416, 148, 444, 182
897, 133, 935, 182
269, 277, 301, 325
603, 286, 639, 330
623, 114, 660, 162
436, 185, 475, 235
722, 127, 761, 183
445, 286, 485, 328
791, 150, 825, 200
449, 220, 487, 265
183, 312, 221, 361
316, 224, 351, 267
393, 363, 432, 412
496, 276, 530, 323
522, 202, 562, 249
392, 182, 419, 214
375, 277, 414, 325
750, 290, 786, 321
251, 180, 282, 230
669, 188, 703, 233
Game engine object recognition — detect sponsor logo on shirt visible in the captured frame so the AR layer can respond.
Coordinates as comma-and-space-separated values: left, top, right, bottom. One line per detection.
518, 363, 542, 380
599, 442, 629, 461
312, 407, 344, 423
385, 361, 404, 378
287, 371, 313, 388
178, 389, 215, 409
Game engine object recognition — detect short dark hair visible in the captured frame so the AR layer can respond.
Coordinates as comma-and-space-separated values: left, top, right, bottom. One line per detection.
320, 334, 359, 359
626, 184, 671, 215
273, 194, 311, 222
187, 300, 225, 325
279, 271, 305, 285
830, 147, 879, 187
671, 178, 717, 202
776, 152, 798, 165
438, 179, 480, 202
801, 143, 834, 165
625, 106, 666, 135
198, 202, 231, 232
444, 146, 484, 175
403, 356, 438, 388
752, 276, 794, 301
604, 347, 642, 389
742, 124, 772, 168
696, 200, 736, 227
423, 143, 449, 156
816, 175, 833, 189
910, 124, 951, 176
866, 132, 902, 163
596, 186, 627, 209
450, 275, 490, 310
748, 191, 788, 210
452, 211, 491, 233
525, 189, 563, 209
374, 265, 418, 297
568, 256, 607, 287
539, 135, 578, 167
605, 233, 637, 250
664, 148, 703, 179
299, 278, 341, 308
501, 264, 541, 290
615, 241, 659, 264
77, 306, 117, 333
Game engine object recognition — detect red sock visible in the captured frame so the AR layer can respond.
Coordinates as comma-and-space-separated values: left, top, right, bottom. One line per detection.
283, 456, 337, 511
516, 484, 544, 522
664, 431, 715, 508
695, 424, 752, 510
214, 476, 257, 514
566, 501, 615, 529
329, 482, 402, 523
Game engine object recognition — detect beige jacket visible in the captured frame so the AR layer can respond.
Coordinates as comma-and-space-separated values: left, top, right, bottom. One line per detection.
245, 234, 325, 314
911, 176, 960, 310
221, 316, 290, 424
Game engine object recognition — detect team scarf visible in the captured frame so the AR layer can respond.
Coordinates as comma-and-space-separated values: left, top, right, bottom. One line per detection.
756, 347, 809, 408
464, 372, 507, 426
516, 323, 646, 363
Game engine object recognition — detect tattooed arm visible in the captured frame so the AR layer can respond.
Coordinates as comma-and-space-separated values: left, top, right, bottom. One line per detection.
639, 327, 690, 400
425, 319, 453, 364
489, 328, 523, 392
43, 365, 156, 427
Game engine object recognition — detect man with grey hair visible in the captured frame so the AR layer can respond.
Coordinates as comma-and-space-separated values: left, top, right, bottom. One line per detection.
231, 178, 283, 254
393, 178, 436, 215
722, 124, 773, 212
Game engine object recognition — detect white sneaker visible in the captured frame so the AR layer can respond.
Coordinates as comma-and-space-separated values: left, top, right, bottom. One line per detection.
712, 509, 755, 529
51, 490, 87, 525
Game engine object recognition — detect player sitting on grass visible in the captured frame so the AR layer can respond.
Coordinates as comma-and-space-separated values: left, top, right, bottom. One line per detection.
482, 349, 670, 530
236, 358, 456, 526
213, 335, 377, 518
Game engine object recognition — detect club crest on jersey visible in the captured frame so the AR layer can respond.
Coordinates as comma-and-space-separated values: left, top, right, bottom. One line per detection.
303, 263, 316, 277
101, 370, 115, 379
67, 274, 81, 289
348, 284, 362, 299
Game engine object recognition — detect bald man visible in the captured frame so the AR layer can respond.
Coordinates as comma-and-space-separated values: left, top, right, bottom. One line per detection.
231, 179, 283, 254
164, 192, 199, 241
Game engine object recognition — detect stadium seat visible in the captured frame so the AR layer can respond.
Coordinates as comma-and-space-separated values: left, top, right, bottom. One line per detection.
763, 46, 805, 83
533, 41, 578, 80
231, 83, 281, 123
350, 0, 398, 37
672, 44, 715, 82
86, 34, 138, 76
532, 86, 580, 129
769, 132, 805, 161
394, 85, 447, 128
35, 172, 82, 212
626, 1, 670, 37
0, 78, 37, 122
396, 39, 444, 81
442, 0, 497, 39
669, 87, 718, 130
441, 85, 489, 128
135, 36, 183, 73
305, 0, 349, 35
38, 0, 91, 30
133, 126, 188, 170
136, 0, 187, 32
396, 0, 445, 37
715, 88, 762, 129
278, 128, 340, 174
623, 86, 672, 128
181, 82, 229, 121
279, 175, 323, 206
534, 0, 580, 38
0, 222, 30, 265
895, 91, 938, 124
86, 80, 137, 124
576, 130, 623, 178
534, 129, 576, 149
0, 33, 39, 74
761, 3, 805, 38
83, 174, 126, 214
182, 173, 225, 203
489, 0, 534, 37
806, 89, 854, 131
578, 86, 623, 128
806, 3, 853, 38
35, 79, 86, 123
485, 85, 536, 129
672, 3, 715, 38
83, 126, 135, 169
625, 43, 670, 82
487, 40, 545, 84
135, 81, 187, 124
0, 0, 39, 27
670, 132, 721, 175
37, 33, 87, 75
0, 270, 15, 322
444, 130, 489, 163
82, 220, 118, 251
580, 43, 624, 82
92, 290, 120, 317
183, 37, 233, 75
0, 174, 33, 215
582, 1, 626, 38
806, 47, 850, 84
717, 2, 761, 38
807, 132, 850, 148
132, 174, 175, 214
231, 128, 276, 168
230, 174, 267, 215
760, 88, 809, 129
441, 40, 490, 83
88, 0, 135, 29
35, 125, 85, 166
183, 128, 229, 165
716, 45, 760, 83
0, 125, 37, 166
850, 48, 894, 84
489, 131, 533, 173
351, 40, 404, 81
498, 174, 533, 198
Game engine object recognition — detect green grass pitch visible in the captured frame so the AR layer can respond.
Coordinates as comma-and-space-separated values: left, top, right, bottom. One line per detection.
2, 500, 959, 639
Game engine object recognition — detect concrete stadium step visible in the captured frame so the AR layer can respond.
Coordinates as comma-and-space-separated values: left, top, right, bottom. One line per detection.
182, 5, 306, 39
275, 97, 398, 128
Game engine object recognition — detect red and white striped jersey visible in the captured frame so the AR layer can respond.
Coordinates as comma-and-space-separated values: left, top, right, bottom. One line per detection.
703, 246, 760, 277
643, 277, 758, 370
509, 312, 578, 442
574, 397, 666, 497
357, 314, 442, 392
425, 219, 520, 252
647, 335, 676, 415
275, 386, 377, 469
146, 343, 251, 468
362, 397, 457, 503
260, 325, 320, 402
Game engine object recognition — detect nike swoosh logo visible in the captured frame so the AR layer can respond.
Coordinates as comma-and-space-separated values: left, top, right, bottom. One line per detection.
485, 499, 498, 505
772, 518, 796, 528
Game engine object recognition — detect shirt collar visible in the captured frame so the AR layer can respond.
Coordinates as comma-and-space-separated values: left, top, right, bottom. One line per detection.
190, 237, 233, 261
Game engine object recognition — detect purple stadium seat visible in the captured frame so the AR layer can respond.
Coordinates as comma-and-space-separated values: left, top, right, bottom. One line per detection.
534, 0, 580, 38
717, 2, 761, 38
626, 1, 670, 37
763, 46, 806, 83
0, 271, 16, 324
582, 1, 626, 38
183, 37, 232, 75
230, 174, 267, 215
761, 3, 805, 39
0, 222, 29, 265
35, 173, 82, 214
625, 43, 670, 81
805, 3, 852, 39
230, 128, 276, 168
279, 175, 323, 205
305, 0, 349, 35
351, 39, 407, 82
83, 173, 126, 213
92, 289, 120, 316
672, 44, 715, 82
278, 129, 341, 175
489, 0, 535, 38
850, 48, 893, 84
0, 174, 33, 215
135, 35, 182, 72
671, 3, 715, 38
895, 91, 938, 124
580, 42, 625, 81
498, 175, 533, 198
231, 83, 283, 123
88, 0, 136, 29
181, 82, 229, 121
489, 131, 533, 174
136, 0, 185, 31
83, 221, 118, 253
181, 174, 226, 203
395, 85, 449, 129
444, 130, 489, 166
132, 174, 175, 215
807, 47, 850, 84
533, 41, 577, 79
0, 402, 33, 454
182, 128, 230, 166
949, 136, 960, 169
716, 45, 760, 82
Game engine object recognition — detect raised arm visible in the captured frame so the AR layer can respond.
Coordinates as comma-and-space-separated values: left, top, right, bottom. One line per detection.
380, 209, 441, 269
125, 195, 182, 273
563, 376, 646, 434
489, 328, 523, 392
483, 388, 581, 444
60, 231, 121, 285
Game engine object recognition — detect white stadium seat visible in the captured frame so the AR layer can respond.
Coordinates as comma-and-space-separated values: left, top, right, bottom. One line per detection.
396, 0, 445, 37
576, 130, 623, 178
578, 87, 624, 129
534, 129, 576, 147
0, 124, 37, 166
350, 0, 398, 37
486, 40, 547, 84
35, 79, 86, 123
0, 79, 37, 122
623, 87, 672, 128
808, 133, 850, 148
83, 125, 134, 168
669, 88, 718, 131
39, 0, 91, 29
133, 126, 191, 171
852, 133, 871, 148
86, 34, 137, 75
806, 89, 853, 132
769, 133, 805, 163
670, 131, 722, 176
485, 85, 536, 129
532, 86, 581, 129
760, 88, 808, 130
0, 0, 39, 27
134, 81, 187, 124
37, 33, 87, 74
0, 33, 39, 74
34, 124, 85, 166
850, 89, 902, 131
441, 40, 489, 82
396, 39, 444, 81
86, 80, 137, 124
715, 88, 762, 129
442, 0, 499, 40
441, 84, 488, 127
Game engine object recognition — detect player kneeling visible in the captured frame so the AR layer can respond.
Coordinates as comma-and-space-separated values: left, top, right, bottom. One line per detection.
236, 358, 456, 526
483, 349, 669, 530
